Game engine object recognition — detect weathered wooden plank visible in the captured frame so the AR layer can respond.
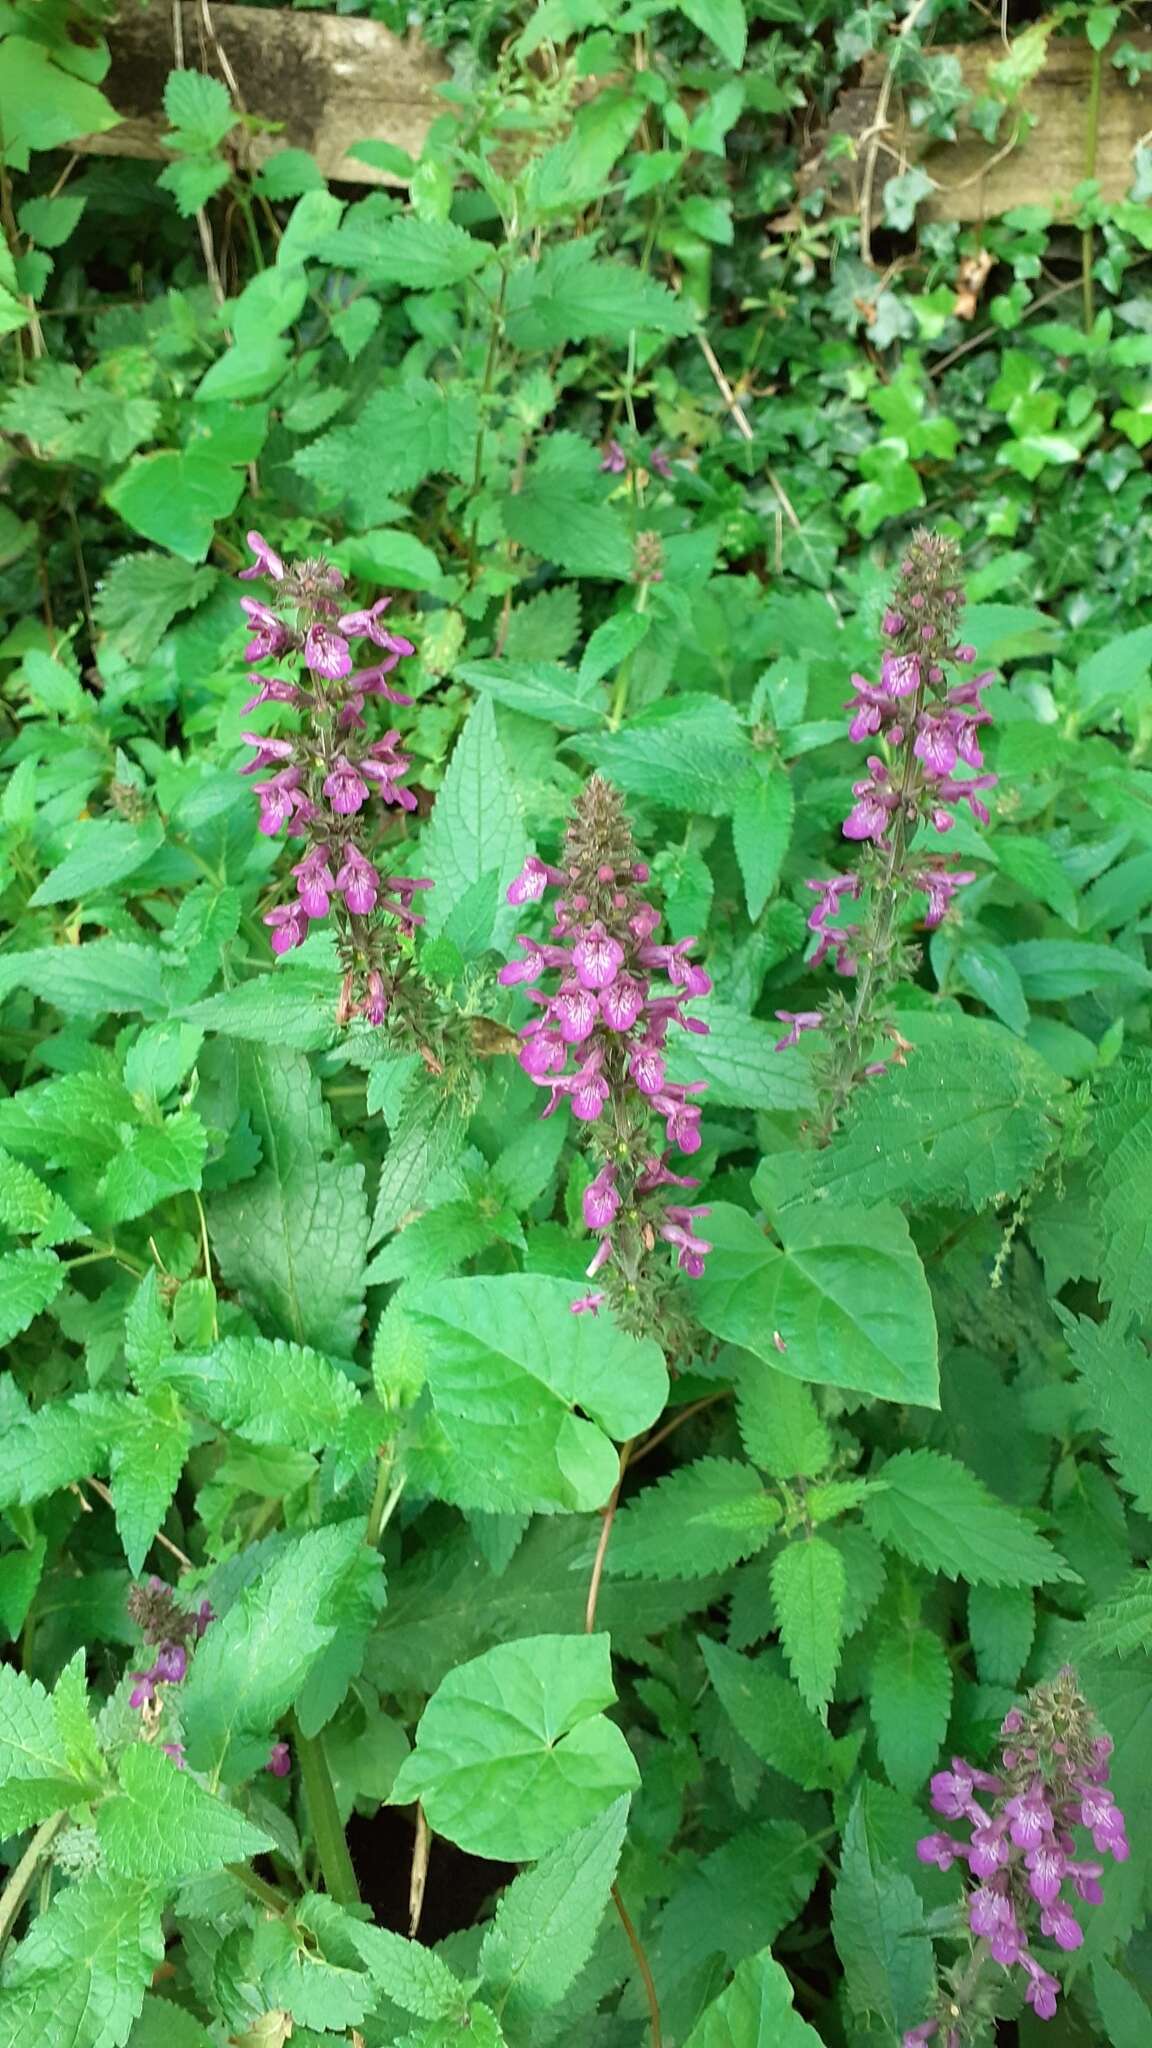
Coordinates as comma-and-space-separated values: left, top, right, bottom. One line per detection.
812, 35, 1152, 224
73, 2, 450, 186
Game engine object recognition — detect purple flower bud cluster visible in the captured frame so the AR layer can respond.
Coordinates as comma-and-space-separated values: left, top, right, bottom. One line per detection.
906, 1669, 1127, 2040
125, 1577, 213, 1724
600, 439, 674, 479
500, 776, 713, 1318
235, 532, 432, 1027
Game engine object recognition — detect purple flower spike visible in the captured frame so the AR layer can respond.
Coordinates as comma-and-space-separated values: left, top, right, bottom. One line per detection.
583, 1164, 620, 1232
336, 846, 380, 916
323, 757, 369, 816
572, 924, 625, 991
304, 622, 352, 680
294, 846, 335, 918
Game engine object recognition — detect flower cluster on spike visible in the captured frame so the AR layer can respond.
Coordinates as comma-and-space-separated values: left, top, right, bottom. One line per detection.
777, 531, 993, 1065
500, 776, 712, 1323
125, 1577, 214, 1764
236, 531, 431, 1028
905, 1668, 1127, 2042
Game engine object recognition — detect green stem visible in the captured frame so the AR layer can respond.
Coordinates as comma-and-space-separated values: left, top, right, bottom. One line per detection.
365, 1451, 402, 1548
293, 1719, 360, 1906
226, 1862, 293, 1914
467, 260, 511, 586
609, 579, 652, 731
1081, 44, 1103, 332
0, 1811, 66, 1961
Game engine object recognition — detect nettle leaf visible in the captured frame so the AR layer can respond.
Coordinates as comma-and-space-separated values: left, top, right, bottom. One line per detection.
505, 242, 695, 349
420, 695, 529, 955
306, 1897, 466, 2020
683, 1945, 825, 2048
694, 1202, 938, 1407
1063, 1312, 1152, 1516
701, 1639, 842, 1791
574, 696, 753, 817
770, 1011, 1061, 1214
832, 1787, 937, 2038
735, 1359, 832, 1480
0, 1148, 85, 1248
771, 1537, 848, 1717
455, 658, 605, 732
479, 1797, 628, 2018
657, 1821, 824, 1991
390, 1633, 640, 1860
29, 819, 165, 909
153, 1335, 358, 1450
731, 765, 793, 920
108, 1395, 190, 1575
864, 1449, 1076, 1588
1090, 1108, 1152, 1333
98, 1741, 274, 1882
1083, 1572, 1152, 1659
968, 1583, 1035, 1685
332, 215, 488, 289
163, 69, 235, 151
181, 1523, 377, 1780
609, 1458, 780, 1579
125, 1999, 214, 2048
676, 0, 748, 69
869, 1627, 952, 1793
293, 381, 479, 521
0, 1249, 65, 1345
403, 1275, 667, 1514
0, 1874, 164, 2048
249, 1913, 373, 2031
666, 1004, 815, 1114
0, 1665, 85, 1829
208, 1045, 368, 1358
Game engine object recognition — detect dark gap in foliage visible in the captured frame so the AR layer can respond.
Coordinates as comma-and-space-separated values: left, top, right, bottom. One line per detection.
345, 1804, 517, 1941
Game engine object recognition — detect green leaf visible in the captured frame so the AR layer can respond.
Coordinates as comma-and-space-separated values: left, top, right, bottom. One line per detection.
479, 1798, 628, 2017
610, 1458, 780, 1579
731, 767, 793, 920
106, 449, 245, 564
126, 2000, 213, 2048
832, 1788, 937, 2038
657, 1821, 823, 1991
505, 242, 694, 350
153, 1336, 357, 1450
0, 39, 119, 173
968, 1583, 1035, 1685
1093, 1959, 1152, 2048
0, 942, 164, 1018
108, 1397, 190, 1575
0, 1665, 80, 1829
1063, 1311, 1152, 1515
771, 1538, 847, 1717
338, 526, 443, 591
420, 696, 529, 955
701, 1638, 841, 1790
455, 659, 604, 731
666, 1004, 815, 1113
308, 1898, 466, 2019
95, 554, 217, 665
1005, 939, 1152, 1000
369, 1075, 474, 1245
683, 1947, 826, 2048
0, 1249, 64, 1346
293, 381, 478, 523
98, 1742, 274, 1882
404, 1275, 668, 1514
864, 1449, 1075, 1588
208, 1046, 368, 1357
769, 1011, 1061, 1214
503, 481, 632, 580
30, 819, 164, 908
694, 1202, 939, 1407
17, 196, 86, 249
181, 1522, 376, 1780
332, 215, 487, 288
870, 1628, 952, 1793
1090, 1111, 1152, 1336
390, 1633, 640, 1860
0, 1875, 164, 2048
735, 1360, 831, 1480
574, 696, 752, 817
163, 69, 235, 150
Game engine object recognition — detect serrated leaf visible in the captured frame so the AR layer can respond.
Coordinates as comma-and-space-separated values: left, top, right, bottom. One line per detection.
0, 1874, 164, 2048
163, 69, 235, 150
731, 766, 793, 920
331, 214, 487, 288
208, 1046, 368, 1357
293, 381, 478, 524
1082, 1571, 1152, 1658
694, 1202, 939, 1407
701, 1638, 840, 1790
420, 696, 529, 954
506, 242, 694, 349
391, 1633, 639, 1860
30, 819, 164, 909
455, 658, 604, 731
968, 1583, 1035, 1685
180, 1523, 376, 1781
864, 1449, 1075, 1588
1090, 1110, 1152, 1335
0, 1249, 64, 1345
609, 1459, 780, 1579
108, 1397, 190, 1575
735, 1359, 831, 1479
95, 554, 217, 664
0, 1665, 80, 1828
657, 1822, 823, 1989
154, 1335, 357, 1450
305, 1896, 465, 2020
683, 1945, 825, 2048
666, 1003, 815, 1113
574, 696, 753, 817
0, 1150, 84, 1247
404, 1275, 668, 1515
479, 1798, 628, 2017
832, 1788, 936, 2036
99, 1742, 274, 1882
771, 1538, 847, 1716
870, 1628, 952, 1793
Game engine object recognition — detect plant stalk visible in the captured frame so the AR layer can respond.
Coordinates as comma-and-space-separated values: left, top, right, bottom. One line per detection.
0, 1811, 67, 1962
293, 1719, 360, 1906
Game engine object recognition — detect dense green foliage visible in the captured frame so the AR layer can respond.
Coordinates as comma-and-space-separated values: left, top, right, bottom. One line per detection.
3, 0, 1152, 2043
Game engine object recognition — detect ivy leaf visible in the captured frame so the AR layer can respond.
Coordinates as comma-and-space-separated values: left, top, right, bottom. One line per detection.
0, 1874, 164, 2048
208, 1045, 368, 1358
701, 1639, 841, 1791
98, 1742, 274, 1883
832, 1787, 937, 2037
771, 1538, 848, 1717
609, 1459, 780, 1579
683, 1945, 826, 2048
864, 1449, 1076, 1588
479, 1798, 628, 2018
390, 1633, 639, 1860
403, 1275, 668, 1514
152, 1335, 358, 1451
870, 1628, 952, 1793
180, 1523, 377, 1781
882, 166, 937, 232
694, 1202, 939, 1407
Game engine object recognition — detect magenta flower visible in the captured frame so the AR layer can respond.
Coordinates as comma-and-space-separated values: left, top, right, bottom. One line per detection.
600, 439, 627, 473
293, 846, 335, 918
773, 1010, 823, 1052
338, 596, 416, 656
267, 1742, 291, 1778
264, 902, 310, 954
239, 530, 285, 581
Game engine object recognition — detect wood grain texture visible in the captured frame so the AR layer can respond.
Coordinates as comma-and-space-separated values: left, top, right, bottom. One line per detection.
72, 1, 451, 186
807, 35, 1152, 222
